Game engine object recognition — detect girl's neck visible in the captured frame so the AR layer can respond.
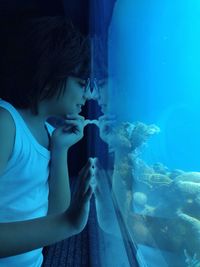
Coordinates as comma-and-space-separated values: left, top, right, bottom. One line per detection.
17, 108, 46, 128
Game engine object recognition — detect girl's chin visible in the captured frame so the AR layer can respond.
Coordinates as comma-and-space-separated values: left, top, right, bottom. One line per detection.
76, 105, 82, 112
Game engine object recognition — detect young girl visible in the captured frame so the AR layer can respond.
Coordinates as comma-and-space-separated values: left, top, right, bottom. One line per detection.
0, 16, 93, 266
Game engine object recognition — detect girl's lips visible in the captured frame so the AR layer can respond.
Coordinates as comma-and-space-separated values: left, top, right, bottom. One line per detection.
76, 104, 82, 111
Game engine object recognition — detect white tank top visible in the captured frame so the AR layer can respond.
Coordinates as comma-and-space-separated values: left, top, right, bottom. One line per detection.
0, 99, 55, 267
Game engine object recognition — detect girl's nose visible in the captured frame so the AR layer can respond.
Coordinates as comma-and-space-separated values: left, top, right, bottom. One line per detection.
90, 86, 100, 100
84, 83, 92, 100
83, 88, 91, 102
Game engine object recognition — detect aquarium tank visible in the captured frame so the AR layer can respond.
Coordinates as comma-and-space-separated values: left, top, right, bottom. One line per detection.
89, 0, 200, 267
2, 1, 198, 266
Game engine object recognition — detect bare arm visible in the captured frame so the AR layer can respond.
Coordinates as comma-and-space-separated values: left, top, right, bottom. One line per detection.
0, 109, 93, 257
47, 114, 86, 215
0, 109, 74, 257
0, 108, 15, 175
0, 212, 75, 258
0, 161, 92, 259
48, 148, 71, 215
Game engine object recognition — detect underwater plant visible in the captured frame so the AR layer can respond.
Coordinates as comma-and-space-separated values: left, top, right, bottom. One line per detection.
177, 210, 200, 236
111, 121, 161, 185
110, 121, 162, 220
152, 162, 169, 175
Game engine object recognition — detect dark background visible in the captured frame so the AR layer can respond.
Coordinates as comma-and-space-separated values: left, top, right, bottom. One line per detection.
0, 0, 116, 176
0, 0, 116, 35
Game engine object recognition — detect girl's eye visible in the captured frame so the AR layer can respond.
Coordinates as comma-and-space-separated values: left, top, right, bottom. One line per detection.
79, 82, 85, 87
78, 82, 86, 88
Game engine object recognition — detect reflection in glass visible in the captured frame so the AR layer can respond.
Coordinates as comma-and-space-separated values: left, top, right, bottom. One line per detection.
101, 1, 200, 267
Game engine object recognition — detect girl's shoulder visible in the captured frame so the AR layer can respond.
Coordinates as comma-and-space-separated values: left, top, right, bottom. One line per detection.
0, 107, 15, 175
0, 106, 16, 130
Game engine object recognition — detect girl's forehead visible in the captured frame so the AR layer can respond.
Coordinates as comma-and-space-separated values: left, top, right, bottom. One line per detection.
89, 78, 108, 84
72, 76, 108, 85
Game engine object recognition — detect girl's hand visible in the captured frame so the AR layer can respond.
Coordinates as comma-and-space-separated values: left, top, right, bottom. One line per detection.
98, 115, 116, 143
64, 158, 94, 234
98, 115, 121, 152
50, 114, 85, 151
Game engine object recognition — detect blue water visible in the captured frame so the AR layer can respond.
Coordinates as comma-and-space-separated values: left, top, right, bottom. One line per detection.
88, 0, 200, 266
108, 0, 200, 172
102, 1, 200, 267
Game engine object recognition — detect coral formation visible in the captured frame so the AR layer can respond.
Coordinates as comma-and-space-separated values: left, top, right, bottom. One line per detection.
177, 210, 200, 234
152, 162, 169, 175
108, 121, 160, 153
169, 169, 185, 179
175, 181, 200, 195
110, 119, 200, 262
137, 173, 173, 189
133, 192, 155, 215
133, 192, 147, 206
174, 172, 200, 183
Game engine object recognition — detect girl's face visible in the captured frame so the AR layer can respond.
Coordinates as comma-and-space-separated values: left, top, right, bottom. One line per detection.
52, 76, 87, 116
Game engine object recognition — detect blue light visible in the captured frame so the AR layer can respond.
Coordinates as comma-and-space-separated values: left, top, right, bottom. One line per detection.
108, 0, 200, 170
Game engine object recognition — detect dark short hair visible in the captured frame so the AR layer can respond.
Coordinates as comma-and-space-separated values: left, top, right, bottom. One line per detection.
0, 16, 91, 114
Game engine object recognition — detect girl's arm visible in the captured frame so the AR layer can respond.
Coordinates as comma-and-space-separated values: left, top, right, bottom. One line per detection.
0, 160, 93, 258
0, 108, 15, 174
0, 212, 74, 258
0, 110, 93, 258
47, 114, 86, 215
47, 148, 71, 215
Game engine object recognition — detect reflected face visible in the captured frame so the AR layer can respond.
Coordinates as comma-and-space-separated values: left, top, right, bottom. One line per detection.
52, 76, 87, 116
93, 79, 109, 113
47, 77, 110, 117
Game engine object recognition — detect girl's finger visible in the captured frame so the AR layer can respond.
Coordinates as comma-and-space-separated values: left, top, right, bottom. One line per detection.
63, 121, 83, 132
73, 162, 91, 199
83, 186, 93, 202
54, 124, 76, 134
80, 165, 91, 183
64, 120, 82, 125
94, 158, 101, 169
62, 124, 78, 131
64, 120, 84, 131
78, 160, 93, 190
93, 186, 100, 197
84, 120, 99, 127
80, 168, 93, 196
78, 158, 93, 177
94, 163, 110, 188
65, 114, 85, 121
62, 125, 73, 131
